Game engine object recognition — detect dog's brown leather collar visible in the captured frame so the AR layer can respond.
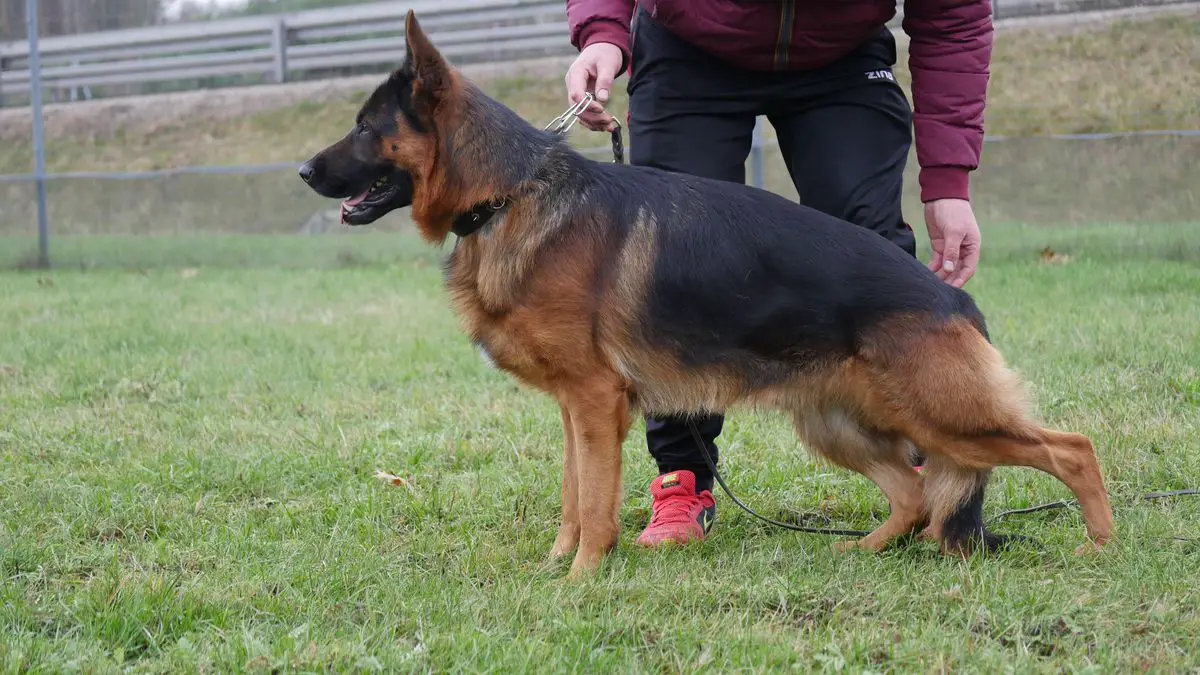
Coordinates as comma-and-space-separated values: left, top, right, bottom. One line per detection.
451, 197, 511, 237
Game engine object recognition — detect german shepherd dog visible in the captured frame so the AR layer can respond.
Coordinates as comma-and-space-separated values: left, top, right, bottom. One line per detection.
299, 11, 1114, 576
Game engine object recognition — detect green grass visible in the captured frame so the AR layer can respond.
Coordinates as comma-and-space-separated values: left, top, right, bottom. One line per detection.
0, 9, 1196, 672
2, 223, 1199, 672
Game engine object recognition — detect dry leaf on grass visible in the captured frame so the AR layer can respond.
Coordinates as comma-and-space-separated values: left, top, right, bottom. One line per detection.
1039, 246, 1073, 265
374, 470, 410, 488
180, 268, 200, 278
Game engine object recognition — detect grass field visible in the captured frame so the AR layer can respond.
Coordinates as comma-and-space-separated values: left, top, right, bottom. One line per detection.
2, 222, 1199, 672
1, 7, 1199, 672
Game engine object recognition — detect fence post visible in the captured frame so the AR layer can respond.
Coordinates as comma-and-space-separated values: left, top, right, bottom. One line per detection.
271, 18, 288, 83
750, 116, 765, 189
27, 0, 49, 268
0, 56, 5, 108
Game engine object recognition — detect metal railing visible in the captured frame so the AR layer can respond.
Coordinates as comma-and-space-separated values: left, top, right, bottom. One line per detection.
0, 0, 568, 106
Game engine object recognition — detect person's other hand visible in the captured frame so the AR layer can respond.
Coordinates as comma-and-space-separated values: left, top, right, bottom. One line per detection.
925, 198, 981, 288
564, 42, 623, 131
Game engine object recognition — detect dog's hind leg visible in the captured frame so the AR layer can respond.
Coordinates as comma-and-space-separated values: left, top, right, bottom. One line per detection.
921, 429, 1114, 555
864, 316, 1114, 554
1027, 430, 1113, 552
794, 409, 927, 552
837, 450, 927, 553
548, 404, 580, 560
917, 455, 1001, 554
562, 376, 632, 576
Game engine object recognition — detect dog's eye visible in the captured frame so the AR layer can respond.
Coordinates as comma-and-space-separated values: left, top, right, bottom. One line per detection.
356, 122, 370, 136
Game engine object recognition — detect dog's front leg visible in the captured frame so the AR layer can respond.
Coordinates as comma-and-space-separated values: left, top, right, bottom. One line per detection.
548, 404, 580, 559
564, 379, 629, 577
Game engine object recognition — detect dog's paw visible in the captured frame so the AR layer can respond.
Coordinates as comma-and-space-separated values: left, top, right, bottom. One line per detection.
831, 539, 859, 553
980, 531, 1032, 553
548, 526, 580, 560
567, 553, 603, 579
1073, 537, 1109, 556
548, 542, 576, 560
938, 529, 1030, 557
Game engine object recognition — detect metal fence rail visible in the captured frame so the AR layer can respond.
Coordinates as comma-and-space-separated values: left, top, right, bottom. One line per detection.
0, 0, 567, 105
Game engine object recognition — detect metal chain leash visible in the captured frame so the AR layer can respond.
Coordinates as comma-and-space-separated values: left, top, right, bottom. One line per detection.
545, 92, 624, 164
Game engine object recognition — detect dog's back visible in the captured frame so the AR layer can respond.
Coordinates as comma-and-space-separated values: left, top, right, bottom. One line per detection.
571, 157, 986, 400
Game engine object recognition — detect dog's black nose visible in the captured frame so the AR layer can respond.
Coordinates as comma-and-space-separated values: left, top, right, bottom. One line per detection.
298, 162, 315, 184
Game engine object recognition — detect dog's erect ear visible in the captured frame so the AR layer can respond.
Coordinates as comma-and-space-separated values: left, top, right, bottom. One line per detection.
403, 10, 450, 106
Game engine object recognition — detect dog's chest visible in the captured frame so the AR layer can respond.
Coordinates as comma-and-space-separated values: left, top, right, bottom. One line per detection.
443, 233, 604, 393
446, 270, 557, 390
463, 312, 561, 391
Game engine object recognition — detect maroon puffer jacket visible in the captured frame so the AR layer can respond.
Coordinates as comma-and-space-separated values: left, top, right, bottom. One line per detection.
566, 0, 994, 203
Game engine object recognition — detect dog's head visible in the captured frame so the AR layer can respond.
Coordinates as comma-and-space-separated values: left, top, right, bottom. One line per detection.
298, 11, 451, 226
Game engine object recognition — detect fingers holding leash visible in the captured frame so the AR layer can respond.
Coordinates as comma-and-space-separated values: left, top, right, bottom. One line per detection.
574, 94, 619, 133
565, 42, 623, 132
581, 109, 619, 133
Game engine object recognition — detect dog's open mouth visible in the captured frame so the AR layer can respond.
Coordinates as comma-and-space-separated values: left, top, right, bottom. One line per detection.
341, 172, 414, 226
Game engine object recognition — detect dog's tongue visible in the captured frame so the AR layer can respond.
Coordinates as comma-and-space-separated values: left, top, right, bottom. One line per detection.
343, 189, 370, 208
340, 189, 371, 224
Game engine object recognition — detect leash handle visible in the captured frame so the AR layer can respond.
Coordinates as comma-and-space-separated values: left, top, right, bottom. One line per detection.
609, 119, 624, 164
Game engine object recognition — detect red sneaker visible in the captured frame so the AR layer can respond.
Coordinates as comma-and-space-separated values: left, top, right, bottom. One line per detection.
635, 470, 716, 547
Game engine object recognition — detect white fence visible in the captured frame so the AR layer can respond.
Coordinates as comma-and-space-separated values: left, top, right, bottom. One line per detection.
0, 0, 568, 105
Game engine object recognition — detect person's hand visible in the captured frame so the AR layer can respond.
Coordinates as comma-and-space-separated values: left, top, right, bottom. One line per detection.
564, 42, 623, 132
925, 198, 981, 288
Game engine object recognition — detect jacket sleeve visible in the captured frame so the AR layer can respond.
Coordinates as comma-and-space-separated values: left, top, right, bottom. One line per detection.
566, 0, 636, 70
902, 0, 994, 203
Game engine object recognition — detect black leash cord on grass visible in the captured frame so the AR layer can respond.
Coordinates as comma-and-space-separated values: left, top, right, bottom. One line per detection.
688, 420, 873, 537
991, 489, 1200, 521
551, 99, 1197, 539
690, 418, 1200, 538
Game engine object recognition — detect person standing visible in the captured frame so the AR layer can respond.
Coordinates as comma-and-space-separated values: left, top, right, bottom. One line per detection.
564, 0, 992, 547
